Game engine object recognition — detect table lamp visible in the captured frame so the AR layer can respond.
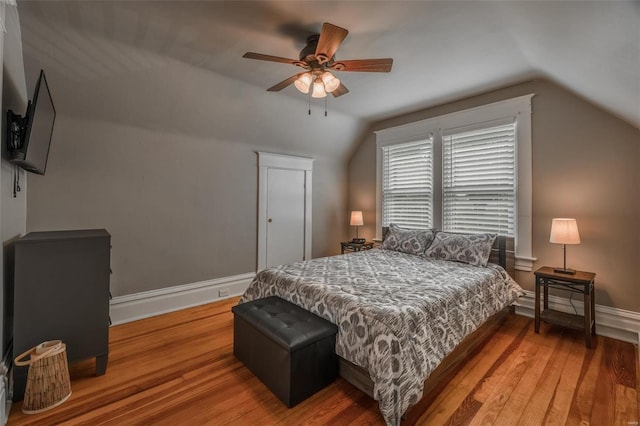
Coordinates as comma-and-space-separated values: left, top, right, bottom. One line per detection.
350, 211, 364, 243
549, 218, 581, 274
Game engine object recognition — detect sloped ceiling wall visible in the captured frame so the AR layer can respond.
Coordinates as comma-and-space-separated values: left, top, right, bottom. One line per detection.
19, 1, 640, 134
19, 2, 365, 160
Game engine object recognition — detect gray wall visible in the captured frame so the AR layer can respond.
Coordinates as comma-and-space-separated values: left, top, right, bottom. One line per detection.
348, 79, 640, 312
20, 2, 361, 298
27, 114, 347, 296
1, 4, 28, 355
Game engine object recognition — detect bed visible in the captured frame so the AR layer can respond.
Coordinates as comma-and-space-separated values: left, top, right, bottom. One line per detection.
239, 228, 523, 425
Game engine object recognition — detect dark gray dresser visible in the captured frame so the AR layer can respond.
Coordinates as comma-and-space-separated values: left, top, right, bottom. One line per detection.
12, 229, 111, 400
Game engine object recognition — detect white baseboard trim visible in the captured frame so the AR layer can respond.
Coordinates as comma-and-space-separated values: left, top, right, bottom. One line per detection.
514, 290, 640, 344
109, 272, 255, 325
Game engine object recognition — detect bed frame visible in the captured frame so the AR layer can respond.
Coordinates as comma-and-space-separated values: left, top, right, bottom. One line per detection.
338, 230, 516, 422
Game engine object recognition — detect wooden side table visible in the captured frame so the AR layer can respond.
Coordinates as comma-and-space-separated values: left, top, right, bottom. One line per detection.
340, 241, 374, 254
534, 266, 596, 348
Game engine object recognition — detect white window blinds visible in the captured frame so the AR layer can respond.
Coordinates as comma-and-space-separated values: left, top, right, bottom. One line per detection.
382, 138, 433, 229
442, 120, 516, 236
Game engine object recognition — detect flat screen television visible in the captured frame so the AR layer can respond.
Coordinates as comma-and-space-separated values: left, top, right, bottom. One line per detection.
6, 70, 56, 175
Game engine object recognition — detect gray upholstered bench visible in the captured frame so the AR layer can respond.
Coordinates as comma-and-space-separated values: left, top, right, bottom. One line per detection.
232, 296, 338, 407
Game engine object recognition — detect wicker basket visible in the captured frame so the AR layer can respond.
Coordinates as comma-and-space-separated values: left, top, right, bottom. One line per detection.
14, 340, 72, 414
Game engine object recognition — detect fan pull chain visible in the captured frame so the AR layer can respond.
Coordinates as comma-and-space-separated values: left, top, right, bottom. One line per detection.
324, 96, 327, 117
308, 90, 311, 115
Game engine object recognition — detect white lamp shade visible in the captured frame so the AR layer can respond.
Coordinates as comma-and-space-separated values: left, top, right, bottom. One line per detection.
311, 80, 327, 98
550, 218, 581, 244
294, 73, 312, 94
321, 72, 340, 93
350, 211, 364, 226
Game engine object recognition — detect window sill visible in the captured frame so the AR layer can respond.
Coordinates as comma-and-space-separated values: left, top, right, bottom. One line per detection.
515, 256, 537, 272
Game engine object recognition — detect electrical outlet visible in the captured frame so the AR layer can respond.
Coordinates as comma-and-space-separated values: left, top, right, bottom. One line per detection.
218, 288, 230, 298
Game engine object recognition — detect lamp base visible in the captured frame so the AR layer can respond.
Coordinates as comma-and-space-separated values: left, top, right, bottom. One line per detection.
554, 267, 576, 275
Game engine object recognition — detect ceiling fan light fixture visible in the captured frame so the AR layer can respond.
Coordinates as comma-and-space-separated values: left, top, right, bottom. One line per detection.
321, 71, 340, 93
311, 79, 327, 98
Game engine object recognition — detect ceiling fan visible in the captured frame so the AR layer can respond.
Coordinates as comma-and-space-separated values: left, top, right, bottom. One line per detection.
243, 23, 393, 100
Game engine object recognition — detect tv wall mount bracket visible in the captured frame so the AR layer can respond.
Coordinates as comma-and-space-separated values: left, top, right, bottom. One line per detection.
7, 110, 27, 151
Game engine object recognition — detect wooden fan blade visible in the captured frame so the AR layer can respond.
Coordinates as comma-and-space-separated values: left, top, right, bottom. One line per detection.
267, 74, 302, 92
243, 52, 298, 65
315, 23, 348, 63
331, 82, 349, 97
331, 58, 393, 72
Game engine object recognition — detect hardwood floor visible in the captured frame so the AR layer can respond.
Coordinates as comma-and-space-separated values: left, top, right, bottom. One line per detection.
8, 297, 639, 425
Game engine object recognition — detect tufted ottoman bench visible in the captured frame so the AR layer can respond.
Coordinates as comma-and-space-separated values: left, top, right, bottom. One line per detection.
232, 296, 338, 407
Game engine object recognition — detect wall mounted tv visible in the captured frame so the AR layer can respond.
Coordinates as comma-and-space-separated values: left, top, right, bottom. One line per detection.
6, 70, 56, 175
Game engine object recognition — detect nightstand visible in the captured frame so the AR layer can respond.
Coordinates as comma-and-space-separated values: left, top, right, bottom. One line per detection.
534, 266, 596, 348
340, 241, 374, 254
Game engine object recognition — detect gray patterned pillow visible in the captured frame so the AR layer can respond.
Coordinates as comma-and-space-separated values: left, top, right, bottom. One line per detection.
424, 232, 497, 267
381, 224, 435, 256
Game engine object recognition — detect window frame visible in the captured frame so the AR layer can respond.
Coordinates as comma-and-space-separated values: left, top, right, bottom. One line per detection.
375, 94, 536, 271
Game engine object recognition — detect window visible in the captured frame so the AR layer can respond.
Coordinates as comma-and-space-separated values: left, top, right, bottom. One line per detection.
382, 138, 433, 229
442, 120, 516, 236
375, 94, 535, 271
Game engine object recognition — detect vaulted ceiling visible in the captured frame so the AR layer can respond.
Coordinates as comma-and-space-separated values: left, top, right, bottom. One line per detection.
17, 1, 640, 160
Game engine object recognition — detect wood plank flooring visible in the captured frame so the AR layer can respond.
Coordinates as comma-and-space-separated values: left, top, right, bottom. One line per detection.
9, 297, 639, 425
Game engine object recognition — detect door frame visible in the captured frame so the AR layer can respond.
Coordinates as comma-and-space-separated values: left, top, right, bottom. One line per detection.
257, 152, 314, 271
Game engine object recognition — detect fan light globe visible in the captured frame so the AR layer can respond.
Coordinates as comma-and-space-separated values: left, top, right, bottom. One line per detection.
294, 73, 312, 94
311, 80, 327, 98
321, 72, 340, 93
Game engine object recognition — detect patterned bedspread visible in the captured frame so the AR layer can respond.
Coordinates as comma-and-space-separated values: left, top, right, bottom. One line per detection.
239, 248, 524, 425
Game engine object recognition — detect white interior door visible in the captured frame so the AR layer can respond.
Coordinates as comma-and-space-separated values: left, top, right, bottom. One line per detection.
257, 152, 313, 271
266, 168, 305, 267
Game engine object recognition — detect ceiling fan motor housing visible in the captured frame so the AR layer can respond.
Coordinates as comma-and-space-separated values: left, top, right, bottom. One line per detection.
299, 34, 331, 65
